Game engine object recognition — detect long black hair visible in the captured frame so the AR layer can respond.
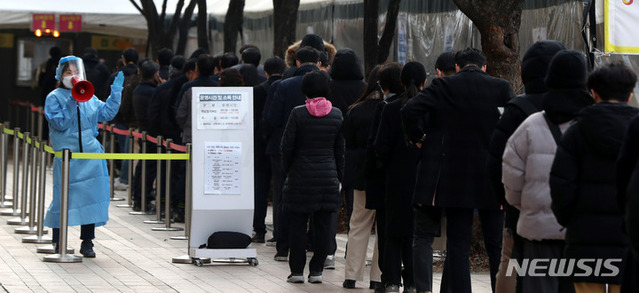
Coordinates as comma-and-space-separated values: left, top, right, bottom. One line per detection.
349, 65, 383, 109
400, 61, 427, 105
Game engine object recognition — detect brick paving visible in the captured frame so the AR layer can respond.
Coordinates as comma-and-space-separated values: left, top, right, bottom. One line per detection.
0, 161, 492, 292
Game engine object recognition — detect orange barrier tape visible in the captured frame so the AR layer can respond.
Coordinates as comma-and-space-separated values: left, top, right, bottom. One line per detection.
112, 127, 129, 136
167, 141, 187, 153
11, 100, 30, 107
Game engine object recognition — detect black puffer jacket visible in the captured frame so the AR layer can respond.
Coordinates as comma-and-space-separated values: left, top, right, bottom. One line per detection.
281, 102, 345, 214
550, 102, 639, 283
132, 80, 157, 133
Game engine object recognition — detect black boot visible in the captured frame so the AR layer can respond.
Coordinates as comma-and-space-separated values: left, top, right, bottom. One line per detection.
80, 240, 96, 258
53, 243, 59, 254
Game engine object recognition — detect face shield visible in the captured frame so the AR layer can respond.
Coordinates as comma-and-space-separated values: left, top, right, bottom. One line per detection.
55, 56, 86, 89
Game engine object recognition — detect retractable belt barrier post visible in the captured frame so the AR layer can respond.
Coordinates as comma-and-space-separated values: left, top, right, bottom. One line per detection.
130, 131, 151, 215
12, 103, 18, 131
37, 107, 43, 140
171, 141, 190, 241
101, 123, 108, 150
154, 139, 183, 232
29, 106, 35, 135
145, 136, 164, 225
0, 118, 192, 259
173, 143, 197, 263
109, 124, 124, 202
8, 132, 31, 226
0, 123, 11, 208
43, 149, 82, 263
117, 128, 135, 208
1, 128, 22, 217
23, 139, 51, 244
16, 137, 41, 234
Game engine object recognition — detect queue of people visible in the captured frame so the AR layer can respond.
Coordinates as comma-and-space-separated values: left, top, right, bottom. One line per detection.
38, 37, 639, 293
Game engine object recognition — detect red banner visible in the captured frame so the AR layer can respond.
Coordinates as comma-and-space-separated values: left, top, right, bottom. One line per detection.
32, 14, 55, 31
59, 14, 82, 32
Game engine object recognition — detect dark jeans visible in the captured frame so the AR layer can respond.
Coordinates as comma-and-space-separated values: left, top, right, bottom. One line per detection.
288, 210, 333, 275
413, 206, 443, 292
253, 168, 271, 235
521, 239, 571, 293
52, 224, 95, 243
326, 186, 354, 256
385, 234, 414, 287
445, 208, 503, 293
270, 155, 285, 240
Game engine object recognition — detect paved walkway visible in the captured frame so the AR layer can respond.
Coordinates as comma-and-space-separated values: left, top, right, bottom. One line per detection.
0, 160, 492, 292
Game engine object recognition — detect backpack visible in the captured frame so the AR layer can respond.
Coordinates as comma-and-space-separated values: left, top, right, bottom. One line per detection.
199, 231, 252, 249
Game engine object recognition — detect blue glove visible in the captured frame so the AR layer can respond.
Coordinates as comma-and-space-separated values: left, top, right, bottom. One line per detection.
113, 71, 124, 87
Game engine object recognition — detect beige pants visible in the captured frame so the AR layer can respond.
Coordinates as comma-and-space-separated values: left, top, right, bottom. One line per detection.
344, 189, 381, 282
495, 228, 517, 293
574, 282, 620, 293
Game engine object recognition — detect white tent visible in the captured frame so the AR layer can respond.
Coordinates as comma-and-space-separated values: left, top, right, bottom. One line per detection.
0, 0, 185, 38
0, 0, 343, 38
208, 0, 341, 19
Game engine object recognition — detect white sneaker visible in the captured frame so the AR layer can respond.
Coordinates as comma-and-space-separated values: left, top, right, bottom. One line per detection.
113, 179, 128, 191
324, 255, 335, 269
308, 273, 322, 283
287, 274, 304, 283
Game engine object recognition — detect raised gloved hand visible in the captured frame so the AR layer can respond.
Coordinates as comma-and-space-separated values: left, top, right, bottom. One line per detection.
113, 71, 124, 87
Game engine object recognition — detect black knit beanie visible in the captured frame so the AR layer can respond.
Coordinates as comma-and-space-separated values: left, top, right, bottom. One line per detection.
545, 49, 587, 90
301, 34, 325, 53
521, 40, 566, 92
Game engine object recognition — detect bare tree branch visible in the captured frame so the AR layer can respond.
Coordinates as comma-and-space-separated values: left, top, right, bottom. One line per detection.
168, 0, 186, 39
129, 0, 145, 16
376, 0, 401, 64
160, 0, 168, 26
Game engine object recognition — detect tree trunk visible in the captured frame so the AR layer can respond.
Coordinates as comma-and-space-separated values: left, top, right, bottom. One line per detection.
196, 0, 210, 52
273, 0, 300, 58
176, 0, 197, 56
376, 0, 401, 65
224, 0, 245, 54
132, 0, 196, 59
363, 0, 402, 77
452, 0, 524, 93
363, 0, 379, 77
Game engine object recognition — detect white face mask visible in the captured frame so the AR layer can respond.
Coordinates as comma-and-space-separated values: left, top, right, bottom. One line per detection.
62, 75, 74, 89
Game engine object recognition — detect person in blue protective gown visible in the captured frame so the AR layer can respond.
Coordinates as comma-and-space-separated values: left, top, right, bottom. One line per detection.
43, 56, 124, 257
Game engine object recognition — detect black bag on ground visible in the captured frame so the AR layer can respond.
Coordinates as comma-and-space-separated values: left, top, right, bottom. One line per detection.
203, 231, 252, 249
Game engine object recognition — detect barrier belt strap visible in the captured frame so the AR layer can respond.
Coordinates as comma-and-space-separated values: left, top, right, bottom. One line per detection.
54, 152, 190, 160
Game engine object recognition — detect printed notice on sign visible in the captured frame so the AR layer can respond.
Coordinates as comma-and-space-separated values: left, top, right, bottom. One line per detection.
204, 142, 242, 195
197, 93, 248, 129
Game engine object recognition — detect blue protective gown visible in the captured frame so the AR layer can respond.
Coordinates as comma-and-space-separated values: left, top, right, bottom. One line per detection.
43, 85, 122, 228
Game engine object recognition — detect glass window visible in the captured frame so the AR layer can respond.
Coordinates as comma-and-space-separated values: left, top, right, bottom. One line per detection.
16, 38, 71, 87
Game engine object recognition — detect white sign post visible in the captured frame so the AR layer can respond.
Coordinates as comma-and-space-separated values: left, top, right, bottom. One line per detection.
189, 87, 256, 264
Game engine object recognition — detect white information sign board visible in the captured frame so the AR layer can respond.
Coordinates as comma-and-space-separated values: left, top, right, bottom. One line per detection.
204, 142, 242, 195
189, 87, 255, 261
196, 93, 248, 129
